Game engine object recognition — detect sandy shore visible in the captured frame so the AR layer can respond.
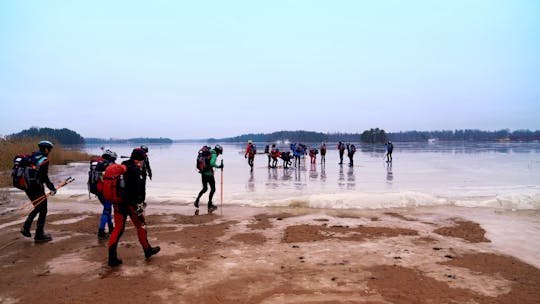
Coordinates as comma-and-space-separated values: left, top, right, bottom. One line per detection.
1, 194, 539, 304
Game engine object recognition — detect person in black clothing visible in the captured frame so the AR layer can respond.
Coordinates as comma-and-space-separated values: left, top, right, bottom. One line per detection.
347, 143, 356, 167
108, 148, 160, 267
20, 140, 57, 243
194, 145, 223, 213
338, 141, 345, 165
385, 141, 394, 162
140, 145, 152, 202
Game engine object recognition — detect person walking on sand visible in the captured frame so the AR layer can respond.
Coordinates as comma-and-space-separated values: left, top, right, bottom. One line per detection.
108, 148, 160, 267
338, 141, 346, 165
245, 140, 256, 171
140, 145, 152, 202
385, 141, 394, 162
93, 149, 117, 240
20, 140, 57, 243
194, 144, 223, 213
320, 142, 327, 165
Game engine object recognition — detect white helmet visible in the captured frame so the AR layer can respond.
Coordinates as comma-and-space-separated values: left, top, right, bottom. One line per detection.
103, 149, 118, 161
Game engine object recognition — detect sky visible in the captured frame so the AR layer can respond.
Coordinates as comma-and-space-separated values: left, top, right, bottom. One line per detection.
0, 0, 539, 139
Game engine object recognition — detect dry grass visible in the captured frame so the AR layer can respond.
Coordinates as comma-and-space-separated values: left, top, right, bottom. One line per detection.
0, 137, 91, 188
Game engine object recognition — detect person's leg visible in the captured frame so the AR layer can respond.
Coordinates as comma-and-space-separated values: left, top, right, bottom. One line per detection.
207, 175, 216, 209
194, 175, 208, 208
21, 189, 45, 237
34, 196, 50, 242
108, 208, 127, 266
98, 196, 110, 239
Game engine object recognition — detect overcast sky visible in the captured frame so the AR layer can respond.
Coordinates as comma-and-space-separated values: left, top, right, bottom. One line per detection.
1, 0, 539, 139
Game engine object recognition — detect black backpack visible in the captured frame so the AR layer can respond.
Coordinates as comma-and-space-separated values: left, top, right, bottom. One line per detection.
88, 157, 111, 195
11, 152, 47, 190
196, 146, 211, 172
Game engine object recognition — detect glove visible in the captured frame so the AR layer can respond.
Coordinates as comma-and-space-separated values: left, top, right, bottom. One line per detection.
50, 188, 57, 196
135, 203, 145, 216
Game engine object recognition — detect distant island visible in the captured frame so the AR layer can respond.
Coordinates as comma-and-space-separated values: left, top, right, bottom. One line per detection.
85, 137, 173, 144
211, 129, 540, 144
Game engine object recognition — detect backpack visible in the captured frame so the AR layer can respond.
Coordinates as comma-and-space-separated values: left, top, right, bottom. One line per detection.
11, 154, 32, 190
88, 157, 110, 195
249, 144, 257, 155
351, 145, 356, 153
196, 146, 211, 172
11, 153, 48, 190
96, 164, 127, 203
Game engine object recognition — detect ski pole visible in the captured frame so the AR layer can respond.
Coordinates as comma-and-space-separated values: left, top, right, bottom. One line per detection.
220, 159, 223, 215
18, 177, 74, 210
22, 177, 75, 216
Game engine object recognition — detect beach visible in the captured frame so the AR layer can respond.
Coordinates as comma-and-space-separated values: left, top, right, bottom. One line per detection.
1, 194, 539, 304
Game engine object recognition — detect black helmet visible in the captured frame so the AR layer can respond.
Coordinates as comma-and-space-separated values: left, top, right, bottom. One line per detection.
131, 148, 146, 161
140, 145, 149, 153
38, 140, 54, 151
102, 149, 118, 161
214, 144, 223, 154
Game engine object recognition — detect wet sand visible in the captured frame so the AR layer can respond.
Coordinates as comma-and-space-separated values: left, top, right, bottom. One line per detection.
1, 194, 540, 304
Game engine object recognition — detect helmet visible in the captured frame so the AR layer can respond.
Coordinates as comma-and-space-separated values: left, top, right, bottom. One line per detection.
140, 145, 149, 153
131, 148, 146, 161
38, 140, 54, 151
102, 149, 118, 161
214, 144, 223, 154
248, 140, 252, 144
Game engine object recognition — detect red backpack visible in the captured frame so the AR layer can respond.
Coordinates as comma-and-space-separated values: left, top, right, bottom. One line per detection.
96, 164, 127, 203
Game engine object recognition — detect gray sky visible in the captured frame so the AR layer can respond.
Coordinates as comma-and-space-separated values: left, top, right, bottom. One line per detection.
1, 0, 539, 139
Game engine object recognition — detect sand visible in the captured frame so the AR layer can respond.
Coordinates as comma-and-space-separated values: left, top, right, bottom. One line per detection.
1, 195, 539, 304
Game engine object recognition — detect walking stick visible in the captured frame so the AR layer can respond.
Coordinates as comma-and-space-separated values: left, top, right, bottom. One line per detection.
22, 177, 75, 216
220, 159, 223, 215
18, 177, 74, 210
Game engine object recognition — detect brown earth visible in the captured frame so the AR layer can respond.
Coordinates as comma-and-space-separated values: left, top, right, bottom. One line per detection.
0, 205, 539, 304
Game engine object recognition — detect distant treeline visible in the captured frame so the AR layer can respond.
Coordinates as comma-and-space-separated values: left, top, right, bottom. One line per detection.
85, 137, 173, 144
7, 127, 85, 145
213, 129, 540, 144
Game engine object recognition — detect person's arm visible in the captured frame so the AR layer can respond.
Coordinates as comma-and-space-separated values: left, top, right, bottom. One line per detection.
145, 157, 152, 179
38, 158, 56, 191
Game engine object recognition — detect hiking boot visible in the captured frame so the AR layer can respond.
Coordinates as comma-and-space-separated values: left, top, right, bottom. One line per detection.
208, 204, 218, 213
98, 229, 108, 240
144, 246, 161, 259
34, 233, 52, 243
20, 228, 31, 238
108, 257, 123, 267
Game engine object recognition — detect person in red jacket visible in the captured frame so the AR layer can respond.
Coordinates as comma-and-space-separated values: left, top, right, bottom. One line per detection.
108, 148, 160, 267
244, 140, 256, 171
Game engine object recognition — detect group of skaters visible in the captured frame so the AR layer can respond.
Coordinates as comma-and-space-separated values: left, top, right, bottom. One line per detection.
15, 139, 393, 268
245, 140, 364, 169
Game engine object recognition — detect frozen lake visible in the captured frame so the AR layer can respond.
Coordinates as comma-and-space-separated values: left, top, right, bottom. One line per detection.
53, 141, 540, 210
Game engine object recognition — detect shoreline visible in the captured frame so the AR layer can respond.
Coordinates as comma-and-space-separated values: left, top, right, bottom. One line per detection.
1, 194, 540, 303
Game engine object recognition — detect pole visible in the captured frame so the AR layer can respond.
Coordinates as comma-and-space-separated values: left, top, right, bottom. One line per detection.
22, 177, 75, 216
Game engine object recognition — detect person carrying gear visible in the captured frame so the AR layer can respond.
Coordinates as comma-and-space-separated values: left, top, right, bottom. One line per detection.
96, 149, 117, 240
309, 148, 318, 164
385, 141, 394, 162
347, 143, 356, 167
20, 140, 57, 243
244, 140, 256, 171
194, 144, 223, 213
139, 145, 152, 202
338, 141, 346, 165
108, 148, 160, 267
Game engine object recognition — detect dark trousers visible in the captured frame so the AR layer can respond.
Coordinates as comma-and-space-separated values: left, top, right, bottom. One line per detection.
196, 174, 216, 206
339, 151, 344, 164
23, 188, 47, 235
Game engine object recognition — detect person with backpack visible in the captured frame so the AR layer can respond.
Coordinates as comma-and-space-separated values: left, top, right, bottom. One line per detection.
309, 148, 318, 164
194, 144, 223, 213
107, 148, 160, 267
19, 140, 57, 243
338, 141, 346, 165
244, 140, 256, 171
385, 141, 394, 162
320, 142, 327, 165
88, 149, 117, 240
270, 144, 280, 168
347, 143, 357, 167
